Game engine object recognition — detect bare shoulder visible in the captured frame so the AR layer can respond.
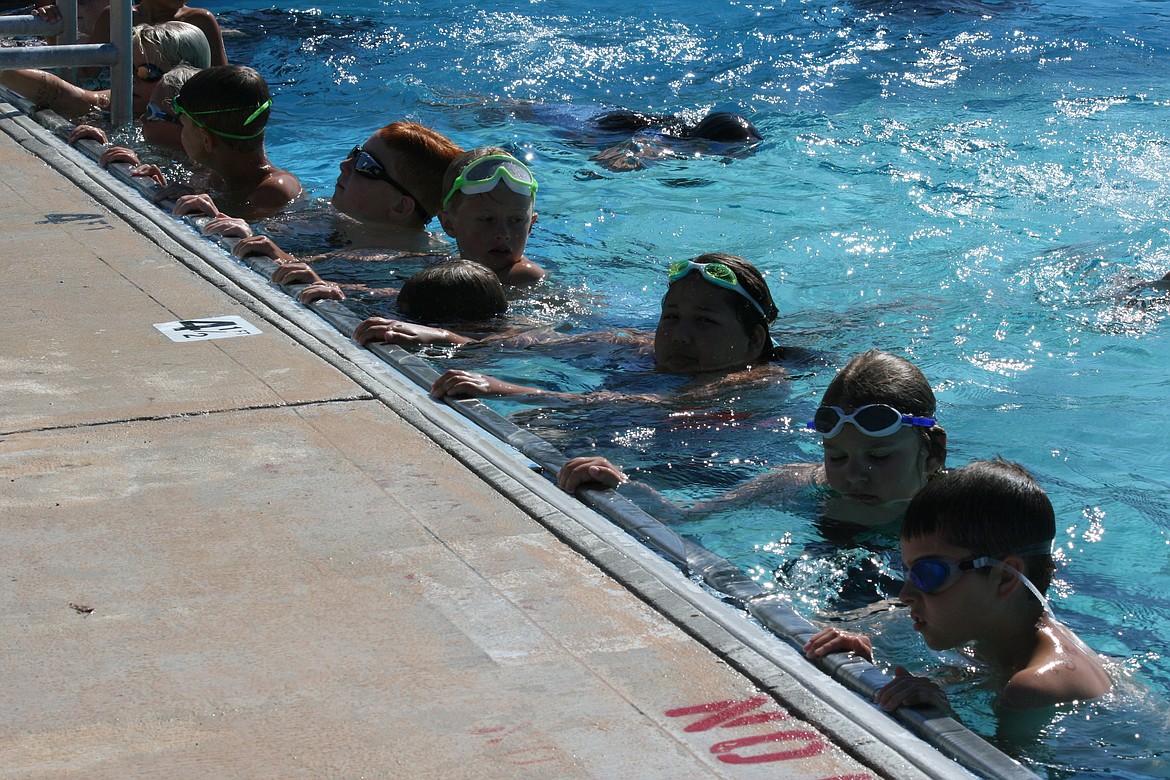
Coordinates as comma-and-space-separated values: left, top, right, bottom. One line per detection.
1001, 625, 1112, 710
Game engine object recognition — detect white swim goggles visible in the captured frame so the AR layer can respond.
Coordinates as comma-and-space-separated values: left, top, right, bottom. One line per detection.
808, 404, 936, 438
442, 154, 537, 207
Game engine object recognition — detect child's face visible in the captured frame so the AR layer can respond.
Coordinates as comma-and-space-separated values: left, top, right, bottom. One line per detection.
131, 40, 164, 114
653, 275, 765, 374
332, 134, 415, 224
439, 186, 536, 272
898, 533, 996, 651
821, 424, 932, 506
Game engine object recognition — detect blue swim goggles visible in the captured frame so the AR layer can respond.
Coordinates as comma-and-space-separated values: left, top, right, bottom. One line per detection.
667, 259, 767, 318
808, 404, 936, 438
442, 154, 538, 208
902, 545, 1054, 617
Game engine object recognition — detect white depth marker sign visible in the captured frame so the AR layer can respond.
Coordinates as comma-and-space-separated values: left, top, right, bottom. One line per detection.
154, 316, 263, 343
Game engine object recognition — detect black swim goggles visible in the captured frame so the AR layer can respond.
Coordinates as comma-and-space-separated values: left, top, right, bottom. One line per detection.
347, 146, 428, 222
134, 62, 165, 83
807, 404, 936, 438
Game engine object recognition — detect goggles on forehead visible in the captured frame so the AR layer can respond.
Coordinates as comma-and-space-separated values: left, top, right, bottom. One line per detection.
135, 62, 165, 83
666, 259, 768, 319
171, 94, 272, 140
347, 146, 428, 222
903, 549, 1054, 617
808, 404, 936, 438
442, 154, 537, 208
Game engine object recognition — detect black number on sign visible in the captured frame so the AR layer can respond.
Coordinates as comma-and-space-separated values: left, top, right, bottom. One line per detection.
174, 320, 244, 332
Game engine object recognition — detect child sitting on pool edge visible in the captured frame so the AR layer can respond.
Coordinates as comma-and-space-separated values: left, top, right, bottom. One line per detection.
559, 349, 946, 528
803, 457, 1112, 712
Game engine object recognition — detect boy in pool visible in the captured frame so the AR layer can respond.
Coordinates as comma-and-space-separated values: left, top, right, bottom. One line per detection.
436, 146, 544, 285
803, 458, 1112, 712
126, 65, 302, 221
559, 349, 946, 528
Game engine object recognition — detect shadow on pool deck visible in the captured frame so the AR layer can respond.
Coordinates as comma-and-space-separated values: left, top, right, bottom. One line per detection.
0, 98, 1008, 778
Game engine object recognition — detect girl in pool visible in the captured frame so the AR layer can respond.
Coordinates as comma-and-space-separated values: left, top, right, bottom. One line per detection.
416, 253, 790, 403
559, 349, 947, 528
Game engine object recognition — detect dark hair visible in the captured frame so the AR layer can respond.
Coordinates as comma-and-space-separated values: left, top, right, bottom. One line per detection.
397, 260, 507, 322
676, 253, 778, 362
902, 458, 1057, 594
176, 65, 270, 152
373, 122, 463, 221
684, 112, 762, 142
821, 350, 945, 467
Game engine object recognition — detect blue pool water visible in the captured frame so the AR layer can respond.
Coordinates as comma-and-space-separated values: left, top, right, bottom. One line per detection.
207, 0, 1170, 774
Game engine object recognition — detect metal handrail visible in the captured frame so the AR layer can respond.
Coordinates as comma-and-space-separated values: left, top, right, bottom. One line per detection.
0, 0, 132, 125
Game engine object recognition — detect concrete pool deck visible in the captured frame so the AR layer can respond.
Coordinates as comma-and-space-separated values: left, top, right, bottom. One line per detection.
0, 102, 999, 778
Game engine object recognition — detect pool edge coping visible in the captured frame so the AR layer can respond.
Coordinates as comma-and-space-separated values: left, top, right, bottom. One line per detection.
1, 90, 1036, 780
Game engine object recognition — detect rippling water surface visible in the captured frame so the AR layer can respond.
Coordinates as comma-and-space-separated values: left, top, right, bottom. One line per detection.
209, 1, 1170, 774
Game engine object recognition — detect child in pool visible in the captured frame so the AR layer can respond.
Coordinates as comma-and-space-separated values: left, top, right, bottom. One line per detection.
125, 65, 302, 220
589, 109, 763, 172
3, 20, 209, 119
421, 253, 786, 401
559, 349, 946, 528
275, 147, 543, 310
393, 259, 508, 323
803, 458, 1112, 712
88, 0, 228, 68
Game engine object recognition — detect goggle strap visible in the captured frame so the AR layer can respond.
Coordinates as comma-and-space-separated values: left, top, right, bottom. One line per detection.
980, 558, 1055, 619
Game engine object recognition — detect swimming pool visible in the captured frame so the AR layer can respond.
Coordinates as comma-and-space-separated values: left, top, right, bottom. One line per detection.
210, 0, 1170, 774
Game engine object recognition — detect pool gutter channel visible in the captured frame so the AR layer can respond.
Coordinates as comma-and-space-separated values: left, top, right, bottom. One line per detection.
2, 91, 1037, 780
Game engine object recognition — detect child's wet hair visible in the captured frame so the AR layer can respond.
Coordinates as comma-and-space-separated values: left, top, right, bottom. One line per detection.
374, 122, 463, 221
397, 259, 508, 322
820, 350, 945, 466
902, 457, 1057, 593
136, 20, 211, 71
681, 252, 778, 361
176, 65, 271, 152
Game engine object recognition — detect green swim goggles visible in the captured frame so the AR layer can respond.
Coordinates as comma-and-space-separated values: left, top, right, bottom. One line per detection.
442, 154, 538, 208
172, 94, 272, 140
667, 259, 767, 318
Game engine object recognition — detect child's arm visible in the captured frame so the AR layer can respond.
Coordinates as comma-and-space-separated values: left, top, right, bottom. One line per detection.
179, 7, 229, 66
354, 318, 477, 347
802, 627, 874, 662
558, 456, 626, 492
430, 369, 562, 400
874, 666, 953, 714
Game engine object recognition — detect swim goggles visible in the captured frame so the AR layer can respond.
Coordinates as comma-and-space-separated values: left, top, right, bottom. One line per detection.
143, 100, 179, 124
808, 404, 936, 438
666, 259, 767, 318
347, 146, 428, 222
442, 154, 537, 208
134, 62, 165, 83
903, 546, 1054, 617
171, 94, 272, 140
